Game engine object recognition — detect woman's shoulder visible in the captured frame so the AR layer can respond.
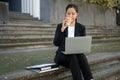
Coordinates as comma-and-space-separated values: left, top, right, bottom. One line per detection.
56, 23, 62, 28
76, 22, 85, 28
57, 23, 62, 26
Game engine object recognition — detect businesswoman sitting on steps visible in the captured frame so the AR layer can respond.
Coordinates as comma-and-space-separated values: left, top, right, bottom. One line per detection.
53, 3, 94, 80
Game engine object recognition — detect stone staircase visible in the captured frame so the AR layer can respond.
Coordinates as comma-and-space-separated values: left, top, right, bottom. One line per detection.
0, 23, 120, 51
8, 12, 44, 25
0, 24, 55, 50
0, 12, 120, 80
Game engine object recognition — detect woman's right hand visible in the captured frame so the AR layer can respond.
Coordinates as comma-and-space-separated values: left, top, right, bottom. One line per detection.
61, 17, 71, 32
61, 19, 67, 32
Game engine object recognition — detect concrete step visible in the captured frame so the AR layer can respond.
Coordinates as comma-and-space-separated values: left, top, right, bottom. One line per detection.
0, 36, 120, 49
101, 72, 120, 80
0, 41, 120, 51
92, 43, 120, 53
92, 35, 120, 40
86, 27, 120, 30
0, 35, 120, 42
87, 52, 120, 65
0, 29, 55, 34
0, 51, 119, 80
9, 12, 38, 20
0, 23, 55, 28
93, 59, 120, 79
1, 30, 120, 36
91, 34, 120, 38
0, 33, 120, 43
60, 61, 120, 80
0, 33, 54, 37
93, 62, 120, 80
0, 33, 120, 39
93, 42, 120, 46
0, 36, 53, 44
86, 25, 120, 30
1, 24, 120, 32
9, 12, 32, 17
92, 37, 120, 43
0, 41, 53, 50
91, 60, 119, 71
87, 31, 120, 34
0, 29, 119, 34
1, 31, 120, 39
8, 20, 47, 25
0, 35, 54, 39
86, 27, 120, 33
0, 26, 56, 31
0, 35, 120, 43
0, 25, 55, 31
0, 41, 53, 46
1, 26, 120, 33
0, 29, 55, 33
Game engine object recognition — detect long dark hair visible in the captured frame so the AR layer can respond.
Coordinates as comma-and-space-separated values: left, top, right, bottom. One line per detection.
66, 3, 78, 22
66, 3, 78, 13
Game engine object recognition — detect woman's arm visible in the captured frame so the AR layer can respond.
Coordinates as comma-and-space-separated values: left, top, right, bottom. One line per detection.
53, 24, 65, 46
82, 25, 86, 36
79, 24, 86, 36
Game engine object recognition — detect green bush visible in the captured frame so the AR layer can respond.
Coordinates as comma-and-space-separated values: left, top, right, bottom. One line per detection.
86, 0, 118, 8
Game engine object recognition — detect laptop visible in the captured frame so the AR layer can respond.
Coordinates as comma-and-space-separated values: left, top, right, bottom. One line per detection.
62, 36, 92, 54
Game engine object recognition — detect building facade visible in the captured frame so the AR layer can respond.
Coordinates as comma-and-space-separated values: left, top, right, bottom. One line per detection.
0, 0, 52, 23
0, 0, 118, 27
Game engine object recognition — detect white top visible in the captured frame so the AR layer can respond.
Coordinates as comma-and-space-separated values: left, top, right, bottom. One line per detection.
68, 26, 75, 37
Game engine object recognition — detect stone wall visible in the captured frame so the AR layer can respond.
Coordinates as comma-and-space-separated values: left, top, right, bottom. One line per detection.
0, 2, 9, 24
50, 0, 117, 27
40, 0, 51, 23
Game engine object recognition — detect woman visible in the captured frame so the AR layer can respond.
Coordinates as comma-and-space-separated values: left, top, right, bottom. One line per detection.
53, 3, 94, 80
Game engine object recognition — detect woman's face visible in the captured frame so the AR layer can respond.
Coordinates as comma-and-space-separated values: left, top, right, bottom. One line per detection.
66, 7, 78, 23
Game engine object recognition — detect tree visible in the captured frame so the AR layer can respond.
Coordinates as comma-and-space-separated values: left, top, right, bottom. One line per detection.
85, 0, 118, 8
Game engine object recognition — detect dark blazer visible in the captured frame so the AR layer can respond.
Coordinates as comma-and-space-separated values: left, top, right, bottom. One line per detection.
53, 22, 86, 64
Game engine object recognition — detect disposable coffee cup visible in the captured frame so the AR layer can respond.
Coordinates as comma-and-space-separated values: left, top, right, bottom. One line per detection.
65, 17, 72, 26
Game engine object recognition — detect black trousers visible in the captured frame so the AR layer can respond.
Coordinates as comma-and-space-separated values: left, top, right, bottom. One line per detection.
55, 53, 93, 80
